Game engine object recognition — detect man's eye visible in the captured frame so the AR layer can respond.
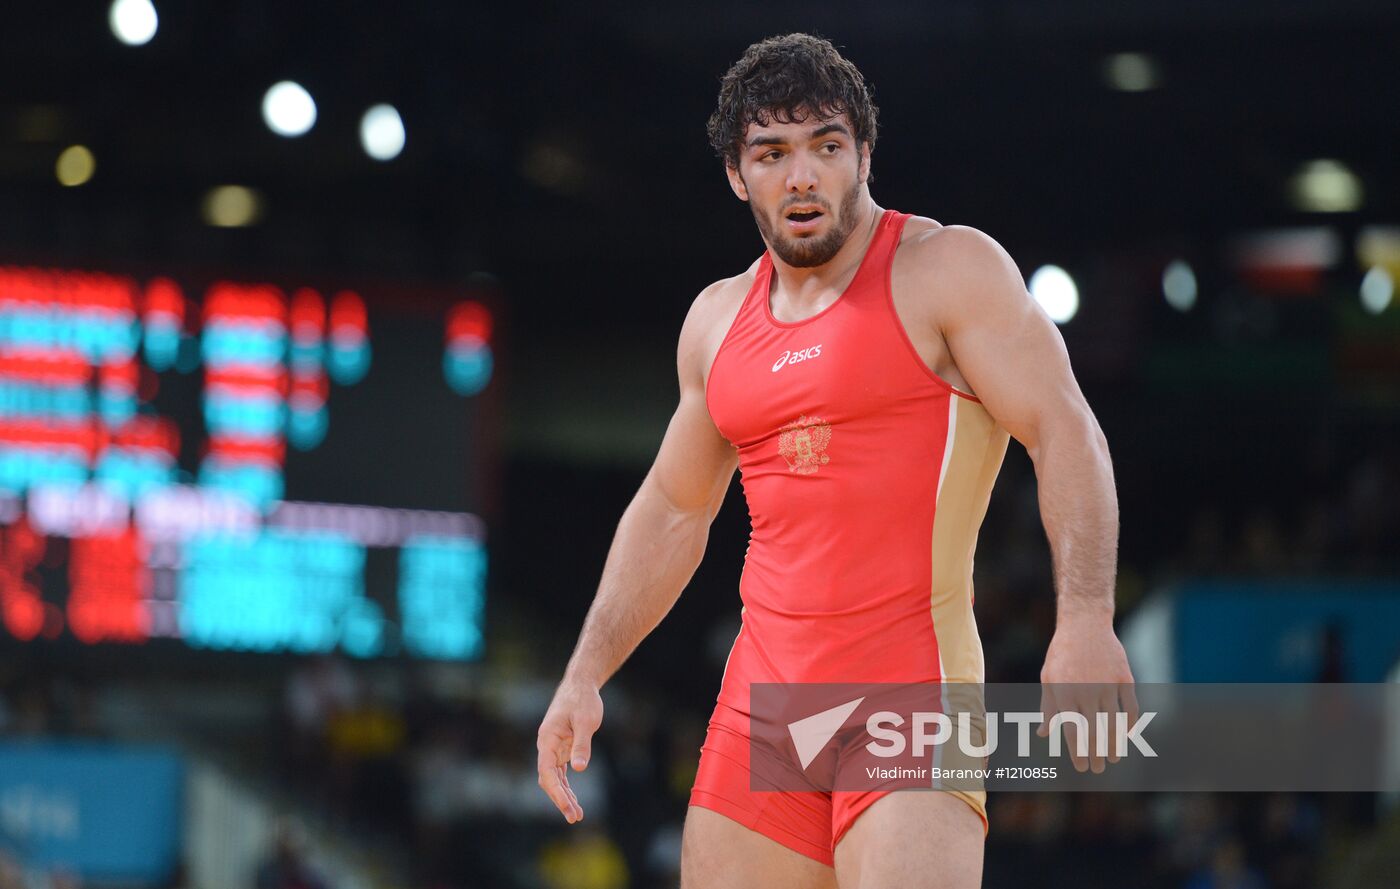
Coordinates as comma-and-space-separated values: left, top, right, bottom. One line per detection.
763, 151, 782, 161
822, 143, 839, 154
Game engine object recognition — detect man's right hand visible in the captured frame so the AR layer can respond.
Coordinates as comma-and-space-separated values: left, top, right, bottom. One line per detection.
536, 678, 604, 823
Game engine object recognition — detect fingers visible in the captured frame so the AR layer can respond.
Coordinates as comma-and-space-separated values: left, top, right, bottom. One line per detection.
1041, 684, 1088, 772
570, 733, 592, 772
1061, 692, 1088, 774
536, 685, 604, 823
1109, 681, 1141, 766
1122, 682, 1142, 737
1074, 685, 1111, 773
1091, 686, 1115, 773
1106, 682, 1135, 765
1102, 686, 1121, 765
1036, 684, 1054, 738
537, 734, 584, 823
556, 763, 583, 818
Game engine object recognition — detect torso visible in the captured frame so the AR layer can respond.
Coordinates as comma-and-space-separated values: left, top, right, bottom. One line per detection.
699, 209, 1009, 709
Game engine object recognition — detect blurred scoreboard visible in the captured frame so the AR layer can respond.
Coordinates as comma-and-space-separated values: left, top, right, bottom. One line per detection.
0, 265, 495, 659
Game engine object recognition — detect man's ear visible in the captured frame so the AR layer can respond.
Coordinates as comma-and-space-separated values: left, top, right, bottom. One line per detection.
725, 162, 749, 202
858, 143, 872, 186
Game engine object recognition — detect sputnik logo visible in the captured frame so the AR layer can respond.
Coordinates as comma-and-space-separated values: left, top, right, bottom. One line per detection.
787, 696, 865, 769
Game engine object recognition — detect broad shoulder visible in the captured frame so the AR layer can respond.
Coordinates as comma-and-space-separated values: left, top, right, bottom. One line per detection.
677, 259, 761, 383
894, 222, 1032, 324
898, 222, 1021, 285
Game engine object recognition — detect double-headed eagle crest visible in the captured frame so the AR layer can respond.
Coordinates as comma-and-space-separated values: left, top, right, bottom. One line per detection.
777, 415, 832, 474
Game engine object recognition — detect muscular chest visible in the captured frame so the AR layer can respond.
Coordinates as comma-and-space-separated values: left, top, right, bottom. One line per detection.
705, 299, 925, 448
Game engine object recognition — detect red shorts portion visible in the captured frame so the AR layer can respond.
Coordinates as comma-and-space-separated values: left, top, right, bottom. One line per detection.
688, 701, 988, 867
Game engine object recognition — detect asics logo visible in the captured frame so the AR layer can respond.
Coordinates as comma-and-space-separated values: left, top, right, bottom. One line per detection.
771, 344, 823, 372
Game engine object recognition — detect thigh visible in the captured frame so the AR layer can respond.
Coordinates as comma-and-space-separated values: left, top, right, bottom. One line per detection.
833, 791, 985, 889
682, 805, 838, 889
684, 703, 839, 887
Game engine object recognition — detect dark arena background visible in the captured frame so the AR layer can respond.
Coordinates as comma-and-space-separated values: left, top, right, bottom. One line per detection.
1, 3, 1398, 888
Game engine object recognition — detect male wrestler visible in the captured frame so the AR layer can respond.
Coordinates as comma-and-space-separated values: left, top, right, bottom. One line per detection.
537, 33, 1135, 888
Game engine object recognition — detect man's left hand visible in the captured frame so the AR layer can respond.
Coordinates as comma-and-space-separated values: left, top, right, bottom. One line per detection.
1036, 614, 1139, 774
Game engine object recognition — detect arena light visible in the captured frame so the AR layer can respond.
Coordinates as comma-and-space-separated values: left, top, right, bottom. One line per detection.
55, 145, 96, 187
360, 104, 405, 161
1289, 159, 1363, 213
1360, 266, 1394, 315
262, 81, 317, 137
109, 0, 158, 46
202, 185, 262, 227
1102, 52, 1161, 92
1028, 265, 1079, 324
1162, 259, 1197, 312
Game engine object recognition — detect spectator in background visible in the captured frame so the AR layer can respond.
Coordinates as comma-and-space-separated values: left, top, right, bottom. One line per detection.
325, 679, 408, 829
284, 656, 356, 756
1184, 839, 1267, 889
46, 869, 80, 889
254, 819, 331, 889
1254, 794, 1320, 889
282, 654, 358, 811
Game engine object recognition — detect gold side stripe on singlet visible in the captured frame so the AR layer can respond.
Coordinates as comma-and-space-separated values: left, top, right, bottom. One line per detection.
927, 395, 1008, 816
928, 395, 1009, 686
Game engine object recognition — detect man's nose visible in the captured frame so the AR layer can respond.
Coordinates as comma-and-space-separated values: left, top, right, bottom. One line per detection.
786, 152, 818, 193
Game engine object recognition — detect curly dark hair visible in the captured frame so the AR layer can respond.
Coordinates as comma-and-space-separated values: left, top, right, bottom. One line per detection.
707, 33, 879, 171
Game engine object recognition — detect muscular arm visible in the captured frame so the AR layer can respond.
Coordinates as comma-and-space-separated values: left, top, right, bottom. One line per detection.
915, 226, 1134, 771
538, 283, 738, 821
925, 227, 1118, 627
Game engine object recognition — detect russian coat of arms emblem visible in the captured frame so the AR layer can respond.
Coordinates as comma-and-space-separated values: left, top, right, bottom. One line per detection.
777, 415, 832, 474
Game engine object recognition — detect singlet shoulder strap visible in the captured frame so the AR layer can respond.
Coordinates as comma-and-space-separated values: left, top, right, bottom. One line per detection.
731, 251, 774, 320
844, 208, 910, 297
871, 209, 912, 270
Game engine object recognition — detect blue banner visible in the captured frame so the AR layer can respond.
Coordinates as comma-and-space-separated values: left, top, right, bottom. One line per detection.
0, 742, 182, 883
1175, 580, 1400, 682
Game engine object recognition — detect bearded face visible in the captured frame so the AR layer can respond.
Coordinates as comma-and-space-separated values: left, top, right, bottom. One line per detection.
747, 173, 863, 268
730, 113, 869, 268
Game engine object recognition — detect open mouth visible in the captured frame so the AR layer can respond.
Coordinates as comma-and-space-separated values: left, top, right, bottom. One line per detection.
784, 207, 826, 229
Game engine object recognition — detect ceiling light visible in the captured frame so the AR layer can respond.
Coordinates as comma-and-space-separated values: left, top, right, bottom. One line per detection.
360, 105, 406, 161
55, 145, 96, 187
110, 0, 158, 46
1289, 159, 1363, 213
1029, 265, 1079, 324
1102, 53, 1161, 92
262, 81, 317, 137
202, 186, 263, 227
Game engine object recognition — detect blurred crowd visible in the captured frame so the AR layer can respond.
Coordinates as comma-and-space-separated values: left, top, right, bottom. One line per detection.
274, 655, 700, 888
0, 671, 101, 740
0, 853, 80, 889
974, 443, 1400, 685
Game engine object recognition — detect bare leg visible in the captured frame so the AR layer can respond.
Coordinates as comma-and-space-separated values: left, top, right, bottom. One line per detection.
833, 792, 984, 889
681, 806, 839, 889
